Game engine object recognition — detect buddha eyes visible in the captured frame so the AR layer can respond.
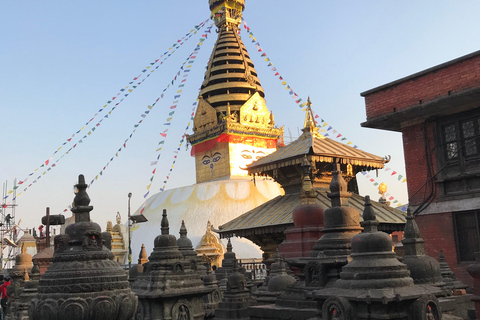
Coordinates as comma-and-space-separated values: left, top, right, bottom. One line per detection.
212, 153, 222, 163
202, 153, 222, 165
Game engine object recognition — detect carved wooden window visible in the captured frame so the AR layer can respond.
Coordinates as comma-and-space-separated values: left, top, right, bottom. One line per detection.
436, 109, 480, 196
453, 210, 480, 262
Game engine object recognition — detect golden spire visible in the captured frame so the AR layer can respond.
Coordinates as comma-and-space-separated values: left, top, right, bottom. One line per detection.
301, 97, 322, 138
197, 0, 265, 131
209, 0, 245, 28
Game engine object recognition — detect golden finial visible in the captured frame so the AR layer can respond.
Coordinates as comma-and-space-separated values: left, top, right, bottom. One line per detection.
378, 182, 390, 205
106, 220, 113, 232
116, 211, 121, 225
24, 268, 30, 281
302, 97, 321, 138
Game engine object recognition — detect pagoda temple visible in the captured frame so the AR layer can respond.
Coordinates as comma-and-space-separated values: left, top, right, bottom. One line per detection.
217, 101, 406, 262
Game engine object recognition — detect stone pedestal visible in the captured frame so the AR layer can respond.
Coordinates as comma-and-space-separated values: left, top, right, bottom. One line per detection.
29, 175, 137, 320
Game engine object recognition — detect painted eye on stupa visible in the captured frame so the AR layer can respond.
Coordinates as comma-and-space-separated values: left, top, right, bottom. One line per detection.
255, 151, 266, 160
201, 155, 211, 166
212, 152, 222, 163
241, 153, 252, 160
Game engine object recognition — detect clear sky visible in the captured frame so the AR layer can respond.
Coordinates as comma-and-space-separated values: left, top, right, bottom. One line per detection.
2, 1, 480, 236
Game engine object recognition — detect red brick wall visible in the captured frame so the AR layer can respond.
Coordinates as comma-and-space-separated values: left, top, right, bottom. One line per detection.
415, 212, 474, 290
364, 55, 480, 120
401, 122, 441, 205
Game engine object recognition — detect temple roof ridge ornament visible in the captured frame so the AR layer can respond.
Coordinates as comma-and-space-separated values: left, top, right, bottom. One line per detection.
301, 97, 323, 139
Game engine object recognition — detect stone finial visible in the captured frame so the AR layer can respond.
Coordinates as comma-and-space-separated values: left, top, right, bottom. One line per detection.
138, 244, 148, 265
71, 174, 93, 223
161, 209, 169, 235
227, 238, 233, 252
327, 163, 351, 207
180, 220, 187, 238
300, 156, 316, 205
403, 208, 423, 250
361, 196, 379, 233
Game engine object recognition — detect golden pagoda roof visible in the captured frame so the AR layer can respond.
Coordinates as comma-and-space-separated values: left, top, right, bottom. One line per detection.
247, 128, 386, 174
217, 189, 406, 237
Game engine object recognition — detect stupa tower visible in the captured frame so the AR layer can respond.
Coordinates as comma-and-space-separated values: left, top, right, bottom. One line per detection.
187, 0, 283, 183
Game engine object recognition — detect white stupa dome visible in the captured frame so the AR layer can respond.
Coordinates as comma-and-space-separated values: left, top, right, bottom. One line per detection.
131, 178, 283, 260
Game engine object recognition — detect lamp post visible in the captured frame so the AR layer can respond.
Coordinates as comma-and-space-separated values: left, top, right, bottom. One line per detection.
128, 192, 132, 269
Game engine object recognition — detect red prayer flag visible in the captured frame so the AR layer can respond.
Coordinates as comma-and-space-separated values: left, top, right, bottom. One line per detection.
391, 171, 397, 176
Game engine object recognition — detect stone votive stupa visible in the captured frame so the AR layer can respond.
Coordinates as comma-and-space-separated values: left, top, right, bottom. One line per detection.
131, 209, 212, 320
29, 174, 137, 320
215, 261, 256, 320
128, 243, 148, 285
315, 196, 442, 319
401, 208, 445, 293
177, 220, 207, 276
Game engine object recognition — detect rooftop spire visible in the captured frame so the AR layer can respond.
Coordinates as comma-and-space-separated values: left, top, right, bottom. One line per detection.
301, 97, 321, 138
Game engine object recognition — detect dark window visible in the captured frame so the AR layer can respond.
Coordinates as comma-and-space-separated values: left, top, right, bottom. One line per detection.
453, 210, 480, 262
437, 109, 480, 195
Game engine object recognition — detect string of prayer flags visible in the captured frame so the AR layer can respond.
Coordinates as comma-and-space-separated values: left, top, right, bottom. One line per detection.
159, 103, 196, 193
140, 28, 212, 200
4, 19, 210, 202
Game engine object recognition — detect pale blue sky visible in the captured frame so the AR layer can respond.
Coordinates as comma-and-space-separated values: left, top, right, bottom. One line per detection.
2, 1, 480, 233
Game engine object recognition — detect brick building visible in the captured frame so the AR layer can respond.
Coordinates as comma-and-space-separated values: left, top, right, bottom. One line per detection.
361, 50, 480, 288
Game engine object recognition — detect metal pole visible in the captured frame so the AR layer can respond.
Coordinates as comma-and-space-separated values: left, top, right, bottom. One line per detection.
128, 192, 132, 269
46, 207, 50, 248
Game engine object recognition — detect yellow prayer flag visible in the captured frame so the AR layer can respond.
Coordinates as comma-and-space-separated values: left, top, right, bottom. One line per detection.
347, 141, 352, 145
148, 105, 153, 109
57, 147, 62, 151
323, 123, 328, 127
95, 175, 98, 180
88, 132, 91, 135
320, 129, 325, 132
81, 126, 85, 130
281, 81, 286, 85
146, 66, 150, 69
156, 148, 162, 152
146, 183, 152, 190
128, 89, 133, 93
8, 190, 13, 194
176, 90, 182, 93
402, 178, 407, 183
16, 192, 21, 197
116, 153, 118, 157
